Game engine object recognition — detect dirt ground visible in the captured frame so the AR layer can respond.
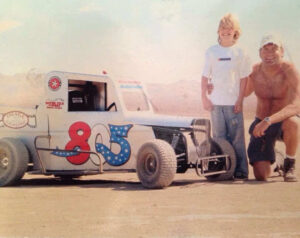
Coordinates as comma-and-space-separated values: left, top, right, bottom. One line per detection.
1, 120, 300, 238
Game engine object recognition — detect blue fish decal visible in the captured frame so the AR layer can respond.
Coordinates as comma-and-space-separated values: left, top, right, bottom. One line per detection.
51, 147, 80, 157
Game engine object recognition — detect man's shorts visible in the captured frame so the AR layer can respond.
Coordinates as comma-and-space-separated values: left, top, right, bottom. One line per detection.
247, 118, 283, 165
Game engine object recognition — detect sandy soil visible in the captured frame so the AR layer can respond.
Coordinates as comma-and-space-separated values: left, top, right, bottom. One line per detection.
0, 120, 300, 238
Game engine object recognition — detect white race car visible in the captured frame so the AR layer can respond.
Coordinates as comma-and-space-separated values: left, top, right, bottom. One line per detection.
0, 71, 236, 188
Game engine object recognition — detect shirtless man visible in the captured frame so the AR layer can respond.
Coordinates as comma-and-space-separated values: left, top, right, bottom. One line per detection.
245, 35, 300, 182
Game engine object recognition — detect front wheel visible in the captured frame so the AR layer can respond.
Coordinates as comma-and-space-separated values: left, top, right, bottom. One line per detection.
205, 138, 236, 181
137, 139, 177, 189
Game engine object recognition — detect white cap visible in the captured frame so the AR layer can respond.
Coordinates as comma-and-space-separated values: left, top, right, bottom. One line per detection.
260, 34, 282, 49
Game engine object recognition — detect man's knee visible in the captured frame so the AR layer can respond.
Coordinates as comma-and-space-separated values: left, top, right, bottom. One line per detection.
253, 161, 271, 181
282, 117, 299, 135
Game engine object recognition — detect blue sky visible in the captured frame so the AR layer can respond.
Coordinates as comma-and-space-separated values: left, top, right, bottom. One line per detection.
0, 0, 299, 83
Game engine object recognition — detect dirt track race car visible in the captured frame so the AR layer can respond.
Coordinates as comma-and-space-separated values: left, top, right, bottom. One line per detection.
0, 71, 237, 188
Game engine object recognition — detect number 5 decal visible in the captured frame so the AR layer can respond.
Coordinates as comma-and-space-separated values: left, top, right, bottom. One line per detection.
95, 124, 133, 166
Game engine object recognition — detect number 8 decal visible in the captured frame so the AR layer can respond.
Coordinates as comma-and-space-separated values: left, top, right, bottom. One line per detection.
65, 121, 91, 165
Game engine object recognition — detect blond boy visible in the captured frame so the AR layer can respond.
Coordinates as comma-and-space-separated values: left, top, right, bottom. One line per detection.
201, 13, 251, 179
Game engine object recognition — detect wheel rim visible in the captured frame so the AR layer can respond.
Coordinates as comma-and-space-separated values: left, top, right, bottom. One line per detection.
144, 153, 157, 176
0, 149, 9, 172
207, 144, 228, 176
209, 153, 227, 170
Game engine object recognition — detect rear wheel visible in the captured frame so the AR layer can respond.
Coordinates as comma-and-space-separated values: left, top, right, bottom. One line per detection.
205, 138, 236, 181
0, 138, 29, 186
137, 139, 176, 189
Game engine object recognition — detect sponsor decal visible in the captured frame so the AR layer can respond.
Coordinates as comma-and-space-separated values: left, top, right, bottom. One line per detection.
118, 80, 143, 89
0, 111, 36, 129
45, 98, 64, 109
48, 76, 61, 91
120, 85, 142, 89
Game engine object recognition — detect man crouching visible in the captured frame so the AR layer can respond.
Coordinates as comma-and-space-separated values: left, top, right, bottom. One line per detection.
245, 35, 300, 182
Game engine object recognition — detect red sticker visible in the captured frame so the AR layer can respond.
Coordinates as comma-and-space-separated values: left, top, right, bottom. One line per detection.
48, 77, 61, 91
45, 98, 64, 109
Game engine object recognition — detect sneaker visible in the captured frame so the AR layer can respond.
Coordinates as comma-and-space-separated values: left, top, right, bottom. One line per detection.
234, 172, 248, 181
274, 164, 284, 176
283, 158, 298, 182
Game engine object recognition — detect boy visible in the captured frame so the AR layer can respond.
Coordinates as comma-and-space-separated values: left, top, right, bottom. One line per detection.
201, 13, 251, 180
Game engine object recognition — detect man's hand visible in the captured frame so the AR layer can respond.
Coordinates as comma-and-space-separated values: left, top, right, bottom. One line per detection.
202, 97, 214, 111
234, 99, 243, 113
253, 121, 270, 137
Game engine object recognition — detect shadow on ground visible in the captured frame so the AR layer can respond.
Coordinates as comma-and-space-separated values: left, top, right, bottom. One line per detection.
11, 174, 284, 191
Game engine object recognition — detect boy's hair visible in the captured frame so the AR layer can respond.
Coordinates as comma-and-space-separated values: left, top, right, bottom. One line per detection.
218, 13, 241, 43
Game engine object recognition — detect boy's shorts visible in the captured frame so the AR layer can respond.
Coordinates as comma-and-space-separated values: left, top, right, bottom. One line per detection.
247, 118, 283, 165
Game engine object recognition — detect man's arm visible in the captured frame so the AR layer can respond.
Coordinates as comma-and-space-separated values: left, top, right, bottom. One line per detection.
201, 76, 213, 111
244, 74, 255, 97
268, 64, 300, 124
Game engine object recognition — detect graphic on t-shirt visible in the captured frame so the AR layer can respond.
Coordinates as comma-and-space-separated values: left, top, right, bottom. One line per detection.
218, 58, 231, 61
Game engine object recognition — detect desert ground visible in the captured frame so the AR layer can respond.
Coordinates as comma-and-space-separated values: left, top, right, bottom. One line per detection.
1, 119, 300, 238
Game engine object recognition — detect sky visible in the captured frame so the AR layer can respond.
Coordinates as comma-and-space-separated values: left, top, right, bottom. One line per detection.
0, 0, 300, 84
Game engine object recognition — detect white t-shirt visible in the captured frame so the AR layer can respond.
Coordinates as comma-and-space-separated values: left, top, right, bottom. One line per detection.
202, 44, 252, 105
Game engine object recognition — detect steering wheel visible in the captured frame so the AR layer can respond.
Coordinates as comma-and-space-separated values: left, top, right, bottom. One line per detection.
106, 102, 116, 111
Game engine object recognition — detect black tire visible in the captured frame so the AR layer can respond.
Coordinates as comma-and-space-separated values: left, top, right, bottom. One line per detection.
137, 139, 177, 189
205, 138, 236, 181
0, 138, 29, 186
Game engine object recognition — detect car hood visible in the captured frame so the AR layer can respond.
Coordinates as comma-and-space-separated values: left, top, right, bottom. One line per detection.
124, 112, 195, 128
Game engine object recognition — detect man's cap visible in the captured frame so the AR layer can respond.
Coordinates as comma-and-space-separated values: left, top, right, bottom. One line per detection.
260, 34, 282, 48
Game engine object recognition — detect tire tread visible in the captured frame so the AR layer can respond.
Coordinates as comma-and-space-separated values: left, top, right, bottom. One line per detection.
137, 139, 177, 188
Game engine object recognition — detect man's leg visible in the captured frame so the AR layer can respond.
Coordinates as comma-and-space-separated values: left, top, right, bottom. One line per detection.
248, 119, 281, 181
282, 118, 299, 156
281, 118, 298, 182
253, 161, 271, 181
225, 107, 248, 179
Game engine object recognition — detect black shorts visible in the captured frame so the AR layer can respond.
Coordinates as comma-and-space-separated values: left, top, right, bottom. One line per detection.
247, 118, 283, 165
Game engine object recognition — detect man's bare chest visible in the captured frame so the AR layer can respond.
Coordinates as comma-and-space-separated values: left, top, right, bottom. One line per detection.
253, 71, 289, 99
